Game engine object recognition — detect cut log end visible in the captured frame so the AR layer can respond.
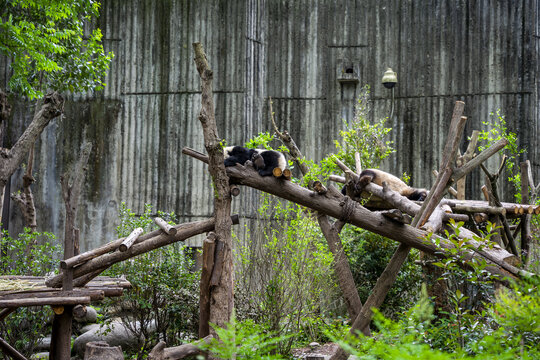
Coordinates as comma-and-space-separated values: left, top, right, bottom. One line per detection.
282, 168, 292, 180
272, 167, 283, 177
230, 185, 240, 197
52, 306, 64, 315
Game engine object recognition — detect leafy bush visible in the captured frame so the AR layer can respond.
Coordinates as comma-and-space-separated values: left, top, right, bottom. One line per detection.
0, 228, 60, 357
234, 194, 339, 353
102, 203, 200, 358
334, 280, 540, 359
341, 225, 422, 317
196, 315, 288, 360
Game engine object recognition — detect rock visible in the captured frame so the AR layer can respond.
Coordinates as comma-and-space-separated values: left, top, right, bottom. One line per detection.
73, 320, 155, 357
73, 321, 140, 357
84, 341, 123, 360
309, 342, 321, 349
36, 337, 51, 351
80, 323, 100, 334
74, 306, 98, 323
30, 352, 49, 360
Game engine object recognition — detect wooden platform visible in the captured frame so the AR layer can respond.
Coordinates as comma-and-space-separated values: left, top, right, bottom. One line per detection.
0, 275, 130, 308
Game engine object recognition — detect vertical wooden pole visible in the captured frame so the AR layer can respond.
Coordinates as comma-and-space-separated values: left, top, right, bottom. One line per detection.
50, 140, 92, 359
520, 161, 533, 264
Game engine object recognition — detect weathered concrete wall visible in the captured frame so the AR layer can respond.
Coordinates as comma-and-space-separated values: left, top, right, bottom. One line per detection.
2, 0, 539, 251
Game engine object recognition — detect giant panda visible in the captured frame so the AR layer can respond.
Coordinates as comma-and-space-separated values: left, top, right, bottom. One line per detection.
342, 168, 428, 206
223, 146, 286, 177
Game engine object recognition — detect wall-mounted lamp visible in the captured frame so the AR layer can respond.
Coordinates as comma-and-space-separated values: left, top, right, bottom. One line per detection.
382, 68, 397, 88
382, 68, 397, 120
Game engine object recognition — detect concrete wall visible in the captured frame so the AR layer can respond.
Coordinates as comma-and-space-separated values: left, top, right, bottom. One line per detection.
2, 0, 539, 251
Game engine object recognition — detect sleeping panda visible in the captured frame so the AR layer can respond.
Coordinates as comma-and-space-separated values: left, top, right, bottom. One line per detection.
223, 146, 286, 177
343, 168, 428, 205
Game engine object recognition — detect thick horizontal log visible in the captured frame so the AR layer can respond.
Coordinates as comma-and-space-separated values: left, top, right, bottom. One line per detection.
0, 296, 91, 308
222, 164, 524, 280
0, 289, 104, 301
449, 204, 506, 215
447, 200, 535, 218
47, 216, 239, 288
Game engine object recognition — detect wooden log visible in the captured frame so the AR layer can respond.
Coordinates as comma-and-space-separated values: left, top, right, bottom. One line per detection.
354, 152, 362, 174
448, 203, 506, 215
52, 306, 64, 315
0, 308, 15, 321
199, 233, 216, 338
272, 167, 283, 177
329, 174, 345, 184
0, 336, 28, 360
318, 216, 364, 324
452, 138, 509, 182
455, 130, 479, 199
223, 165, 523, 278
148, 337, 211, 360
312, 181, 328, 194
209, 239, 225, 287
181, 153, 524, 280
154, 217, 177, 235
0, 296, 91, 308
282, 168, 292, 180
119, 227, 144, 252
0, 289, 104, 301
433, 170, 458, 197
47, 216, 240, 288
229, 185, 240, 197
380, 209, 412, 224
520, 161, 532, 264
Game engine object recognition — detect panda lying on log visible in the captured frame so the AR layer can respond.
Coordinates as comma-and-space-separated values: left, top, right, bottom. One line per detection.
223, 146, 287, 177
343, 168, 428, 207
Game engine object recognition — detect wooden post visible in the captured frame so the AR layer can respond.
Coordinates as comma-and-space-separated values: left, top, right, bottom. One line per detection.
520, 161, 533, 264
50, 139, 92, 360
199, 233, 216, 338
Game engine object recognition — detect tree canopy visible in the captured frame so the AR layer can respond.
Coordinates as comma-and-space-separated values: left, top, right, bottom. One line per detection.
0, 0, 113, 99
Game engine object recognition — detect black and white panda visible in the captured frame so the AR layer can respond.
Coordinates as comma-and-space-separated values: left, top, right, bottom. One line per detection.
223, 146, 286, 177
342, 168, 428, 204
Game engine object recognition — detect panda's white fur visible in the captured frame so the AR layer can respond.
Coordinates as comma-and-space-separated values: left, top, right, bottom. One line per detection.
254, 149, 286, 171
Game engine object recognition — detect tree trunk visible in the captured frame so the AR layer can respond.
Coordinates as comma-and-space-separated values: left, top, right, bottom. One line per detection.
192, 43, 234, 340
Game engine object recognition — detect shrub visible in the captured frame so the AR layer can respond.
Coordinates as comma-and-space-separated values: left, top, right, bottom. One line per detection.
234, 193, 339, 353
102, 203, 200, 358
0, 228, 60, 357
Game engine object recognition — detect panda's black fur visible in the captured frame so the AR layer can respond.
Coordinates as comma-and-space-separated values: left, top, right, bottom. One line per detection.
223, 146, 286, 177
223, 146, 257, 167
342, 168, 428, 204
